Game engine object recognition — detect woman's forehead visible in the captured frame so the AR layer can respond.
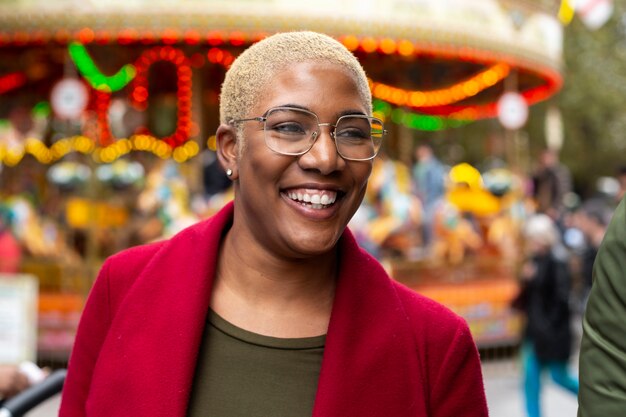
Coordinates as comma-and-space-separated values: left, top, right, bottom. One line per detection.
251, 61, 368, 113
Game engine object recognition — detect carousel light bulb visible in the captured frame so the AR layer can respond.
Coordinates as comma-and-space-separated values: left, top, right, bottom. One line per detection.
172, 147, 188, 163
397, 40, 415, 56
229, 31, 246, 46
379, 38, 396, 55
360, 37, 378, 53
341, 35, 359, 51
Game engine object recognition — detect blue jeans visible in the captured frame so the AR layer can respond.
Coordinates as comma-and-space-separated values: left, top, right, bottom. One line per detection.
521, 341, 579, 417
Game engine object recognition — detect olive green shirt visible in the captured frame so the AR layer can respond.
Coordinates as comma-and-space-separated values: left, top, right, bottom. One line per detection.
578, 196, 626, 416
187, 310, 325, 417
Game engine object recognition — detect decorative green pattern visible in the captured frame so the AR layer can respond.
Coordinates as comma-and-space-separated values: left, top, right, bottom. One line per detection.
373, 99, 471, 131
68, 42, 136, 92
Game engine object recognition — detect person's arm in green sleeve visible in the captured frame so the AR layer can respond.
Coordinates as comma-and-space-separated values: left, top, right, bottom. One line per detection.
578, 196, 626, 416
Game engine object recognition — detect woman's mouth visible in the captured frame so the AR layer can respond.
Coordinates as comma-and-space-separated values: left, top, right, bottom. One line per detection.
284, 189, 339, 210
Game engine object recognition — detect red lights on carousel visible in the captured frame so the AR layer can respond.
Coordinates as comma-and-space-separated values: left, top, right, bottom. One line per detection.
129, 46, 192, 148
207, 48, 235, 68
0, 72, 27, 94
94, 90, 114, 147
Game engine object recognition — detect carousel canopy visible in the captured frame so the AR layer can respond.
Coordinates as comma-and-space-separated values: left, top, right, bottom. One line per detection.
0, 0, 563, 117
0, 0, 563, 165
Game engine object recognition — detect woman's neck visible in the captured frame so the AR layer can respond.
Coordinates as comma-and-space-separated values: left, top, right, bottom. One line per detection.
210, 228, 337, 338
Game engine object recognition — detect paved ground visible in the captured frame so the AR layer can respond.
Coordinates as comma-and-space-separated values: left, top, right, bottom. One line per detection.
25, 359, 579, 417
483, 360, 579, 417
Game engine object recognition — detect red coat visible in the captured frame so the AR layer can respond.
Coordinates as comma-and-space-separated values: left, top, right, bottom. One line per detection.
60, 202, 488, 416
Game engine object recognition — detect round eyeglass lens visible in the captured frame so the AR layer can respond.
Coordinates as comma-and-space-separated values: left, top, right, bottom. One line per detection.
335, 116, 383, 160
264, 108, 317, 155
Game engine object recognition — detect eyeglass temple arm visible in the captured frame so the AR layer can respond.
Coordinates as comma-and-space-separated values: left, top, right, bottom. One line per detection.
228, 117, 266, 125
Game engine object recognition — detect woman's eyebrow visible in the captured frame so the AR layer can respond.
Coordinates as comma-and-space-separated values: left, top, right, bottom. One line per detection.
270, 104, 367, 118
273, 103, 311, 112
337, 109, 367, 117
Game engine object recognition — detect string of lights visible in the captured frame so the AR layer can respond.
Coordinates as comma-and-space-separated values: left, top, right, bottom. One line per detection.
129, 46, 192, 147
369, 63, 510, 108
0, 135, 200, 166
372, 100, 471, 131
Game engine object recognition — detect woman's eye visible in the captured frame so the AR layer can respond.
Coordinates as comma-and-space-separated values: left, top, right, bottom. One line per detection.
272, 123, 306, 135
336, 128, 368, 140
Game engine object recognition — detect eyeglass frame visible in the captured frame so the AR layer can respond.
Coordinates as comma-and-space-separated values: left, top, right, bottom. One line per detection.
228, 106, 387, 161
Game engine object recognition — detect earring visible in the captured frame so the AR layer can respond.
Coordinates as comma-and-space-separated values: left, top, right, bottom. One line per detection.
226, 168, 233, 177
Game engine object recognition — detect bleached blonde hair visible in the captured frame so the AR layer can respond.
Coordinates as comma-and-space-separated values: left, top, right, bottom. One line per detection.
219, 31, 372, 151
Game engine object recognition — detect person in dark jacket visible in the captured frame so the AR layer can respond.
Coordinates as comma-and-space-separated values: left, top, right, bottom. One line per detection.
517, 213, 579, 417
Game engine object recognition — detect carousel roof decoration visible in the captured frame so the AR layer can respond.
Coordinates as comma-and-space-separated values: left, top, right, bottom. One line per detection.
68, 42, 136, 92
128, 46, 192, 148
0, 0, 563, 164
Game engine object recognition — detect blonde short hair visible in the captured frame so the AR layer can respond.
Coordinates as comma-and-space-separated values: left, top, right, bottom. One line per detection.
219, 31, 372, 149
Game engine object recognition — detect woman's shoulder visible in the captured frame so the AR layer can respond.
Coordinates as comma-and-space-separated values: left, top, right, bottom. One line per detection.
95, 240, 168, 299
104, 206, 229, 272
106, 239, 168, 271
387, 280, 482, 391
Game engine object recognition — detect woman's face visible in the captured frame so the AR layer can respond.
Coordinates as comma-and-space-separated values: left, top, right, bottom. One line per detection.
232, 61, 372, 259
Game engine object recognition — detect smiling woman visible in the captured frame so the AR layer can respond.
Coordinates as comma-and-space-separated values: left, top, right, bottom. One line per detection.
59, 31, 488, 417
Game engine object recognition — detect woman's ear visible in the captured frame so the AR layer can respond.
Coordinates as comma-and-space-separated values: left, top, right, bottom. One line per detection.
216, 123, 239, 180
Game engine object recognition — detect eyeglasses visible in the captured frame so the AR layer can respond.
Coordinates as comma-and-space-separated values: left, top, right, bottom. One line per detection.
229, 106, 386, 161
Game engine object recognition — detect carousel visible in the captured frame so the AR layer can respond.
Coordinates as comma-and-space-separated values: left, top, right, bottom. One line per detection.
0, 0, 564, 358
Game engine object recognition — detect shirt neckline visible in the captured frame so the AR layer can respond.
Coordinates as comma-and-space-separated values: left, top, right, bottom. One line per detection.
208, 309, 326, 350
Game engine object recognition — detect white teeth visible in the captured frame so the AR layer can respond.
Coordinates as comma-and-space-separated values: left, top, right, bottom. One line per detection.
285, 190, 338, 208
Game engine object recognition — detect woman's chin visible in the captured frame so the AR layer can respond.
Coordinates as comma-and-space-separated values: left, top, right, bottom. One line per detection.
283, 232, 342, 259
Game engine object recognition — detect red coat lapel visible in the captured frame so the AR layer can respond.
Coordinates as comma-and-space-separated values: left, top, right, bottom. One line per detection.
313, 231, 427, 416
86, 204, 234, 416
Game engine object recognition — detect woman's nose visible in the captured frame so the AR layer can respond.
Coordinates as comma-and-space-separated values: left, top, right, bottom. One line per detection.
298, 127, 344, 175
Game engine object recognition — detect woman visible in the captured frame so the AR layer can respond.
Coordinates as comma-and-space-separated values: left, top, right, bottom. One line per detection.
517, 214, 578, 417
60, 31, 487, 417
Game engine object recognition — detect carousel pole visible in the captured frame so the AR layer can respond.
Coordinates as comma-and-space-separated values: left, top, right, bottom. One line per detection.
498, 69, 529, 174
504, 71, 518, 171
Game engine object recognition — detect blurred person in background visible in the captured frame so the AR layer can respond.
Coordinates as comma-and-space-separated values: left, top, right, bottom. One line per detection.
572, 199, 612, 309
0, 362, 48, 404
0, 365, 29, 401
578, 194, 626, 416
513, 213, 579, 417
60, 31, 488, 417
412, 143, 446, 246
532, 148, 572, 222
